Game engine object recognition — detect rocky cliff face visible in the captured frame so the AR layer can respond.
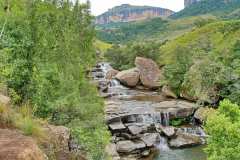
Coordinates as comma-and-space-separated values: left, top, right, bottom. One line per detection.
184, 0, 202, 8
96, 4, 174, 25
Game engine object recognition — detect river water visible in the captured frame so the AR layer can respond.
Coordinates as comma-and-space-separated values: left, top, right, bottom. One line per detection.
154, 146, 206, 160
92, 62, 207, 160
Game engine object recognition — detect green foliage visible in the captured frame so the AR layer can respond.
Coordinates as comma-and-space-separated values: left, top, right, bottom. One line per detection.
97, 17, 168, 44
97, 15, 217, 44
105, 41, 161, 70
170, 118, 186, 126
0, 0, 109, 159
205, 99, 240, 160
171, 0, 240, 19
160, 20, 240, 104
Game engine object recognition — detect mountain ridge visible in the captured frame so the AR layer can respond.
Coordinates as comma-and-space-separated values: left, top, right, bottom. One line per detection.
95, 4, 174, 25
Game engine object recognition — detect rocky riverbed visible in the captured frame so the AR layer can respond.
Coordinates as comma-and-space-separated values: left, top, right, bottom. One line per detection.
91, 58, 207, 160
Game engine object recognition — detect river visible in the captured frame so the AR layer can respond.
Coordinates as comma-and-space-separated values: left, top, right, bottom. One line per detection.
92, 62, 207, 160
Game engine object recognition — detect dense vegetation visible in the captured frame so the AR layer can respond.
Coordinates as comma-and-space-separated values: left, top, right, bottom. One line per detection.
205, 99, 240, 160
0, 0, 109, 159
97, 15, 217, 44
171, 0, 240, 19
160, 20, 240, 105
105, 42, 161, 70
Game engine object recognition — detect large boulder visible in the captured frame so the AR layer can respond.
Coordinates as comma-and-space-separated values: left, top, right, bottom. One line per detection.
169, 132, 202, 148
135, 57, 162, 89
116, 68, 140, 87
0, 129, 46, 160
116, 140, 146, 153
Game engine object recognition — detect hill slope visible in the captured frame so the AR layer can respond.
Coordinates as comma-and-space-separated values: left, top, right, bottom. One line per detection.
96, 15, 217, 44
160, 20, 240, 104
96, 4, 174, 25
172, 0, 240, 19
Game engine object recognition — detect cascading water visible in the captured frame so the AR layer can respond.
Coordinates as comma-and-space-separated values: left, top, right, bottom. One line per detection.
156, 136, 170, 152
163, 112, 170, 126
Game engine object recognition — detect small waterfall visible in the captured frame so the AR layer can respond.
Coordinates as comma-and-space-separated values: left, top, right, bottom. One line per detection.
153, 112, 162, 124
109, 79, 120, 87
157, 136, 170, 152
163, 112, 170, 126
179, 126, 206, 137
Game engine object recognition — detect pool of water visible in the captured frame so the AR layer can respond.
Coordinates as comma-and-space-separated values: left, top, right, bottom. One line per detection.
154, 146, 207, 160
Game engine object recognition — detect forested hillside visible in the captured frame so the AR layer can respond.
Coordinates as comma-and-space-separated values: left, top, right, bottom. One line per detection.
0, 0, 109, 159
97, 15, 216, 44
171, 0, 240, 19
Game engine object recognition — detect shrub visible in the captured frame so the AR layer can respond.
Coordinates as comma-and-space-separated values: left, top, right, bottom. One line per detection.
205, 99, 240, 160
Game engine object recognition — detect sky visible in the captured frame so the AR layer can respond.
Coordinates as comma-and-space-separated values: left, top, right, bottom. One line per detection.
81, 0, 185, 16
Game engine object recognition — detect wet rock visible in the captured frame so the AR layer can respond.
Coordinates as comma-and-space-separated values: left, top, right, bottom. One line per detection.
155, 100, 198, 119
140, 133, 160, 147
121, 133, 137, 140
162, 85, 177, 99
116, 140, 146, 153
98, 80, 109, 92
194, 107, 215, 123
135, 57, 163, 89
116, 68, 140, 87
109, 122, 126, 131
141, 149, 151, 157
169, 132, 202, 148
156, 125, 176, 137
95, 72, 105, 78
92, 68, 102, 72
0, 129, 46, 160
128, 125, 143, 135
106, 69, 119, 79
0, 94, 10, 105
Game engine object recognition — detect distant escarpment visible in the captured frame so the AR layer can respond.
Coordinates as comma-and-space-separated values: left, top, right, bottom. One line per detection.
96, 4, 174, 25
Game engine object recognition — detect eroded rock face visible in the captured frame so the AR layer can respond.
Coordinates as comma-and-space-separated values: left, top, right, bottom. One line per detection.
0, 129, 46, 160
116, 68, 140, 87
135, 57, 162, 89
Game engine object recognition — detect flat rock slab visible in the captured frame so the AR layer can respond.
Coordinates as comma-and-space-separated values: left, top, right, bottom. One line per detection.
105, 100, 198, 124
116, 140, 146, 153
169, 132, 202, 148
109, 122, 126, 131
